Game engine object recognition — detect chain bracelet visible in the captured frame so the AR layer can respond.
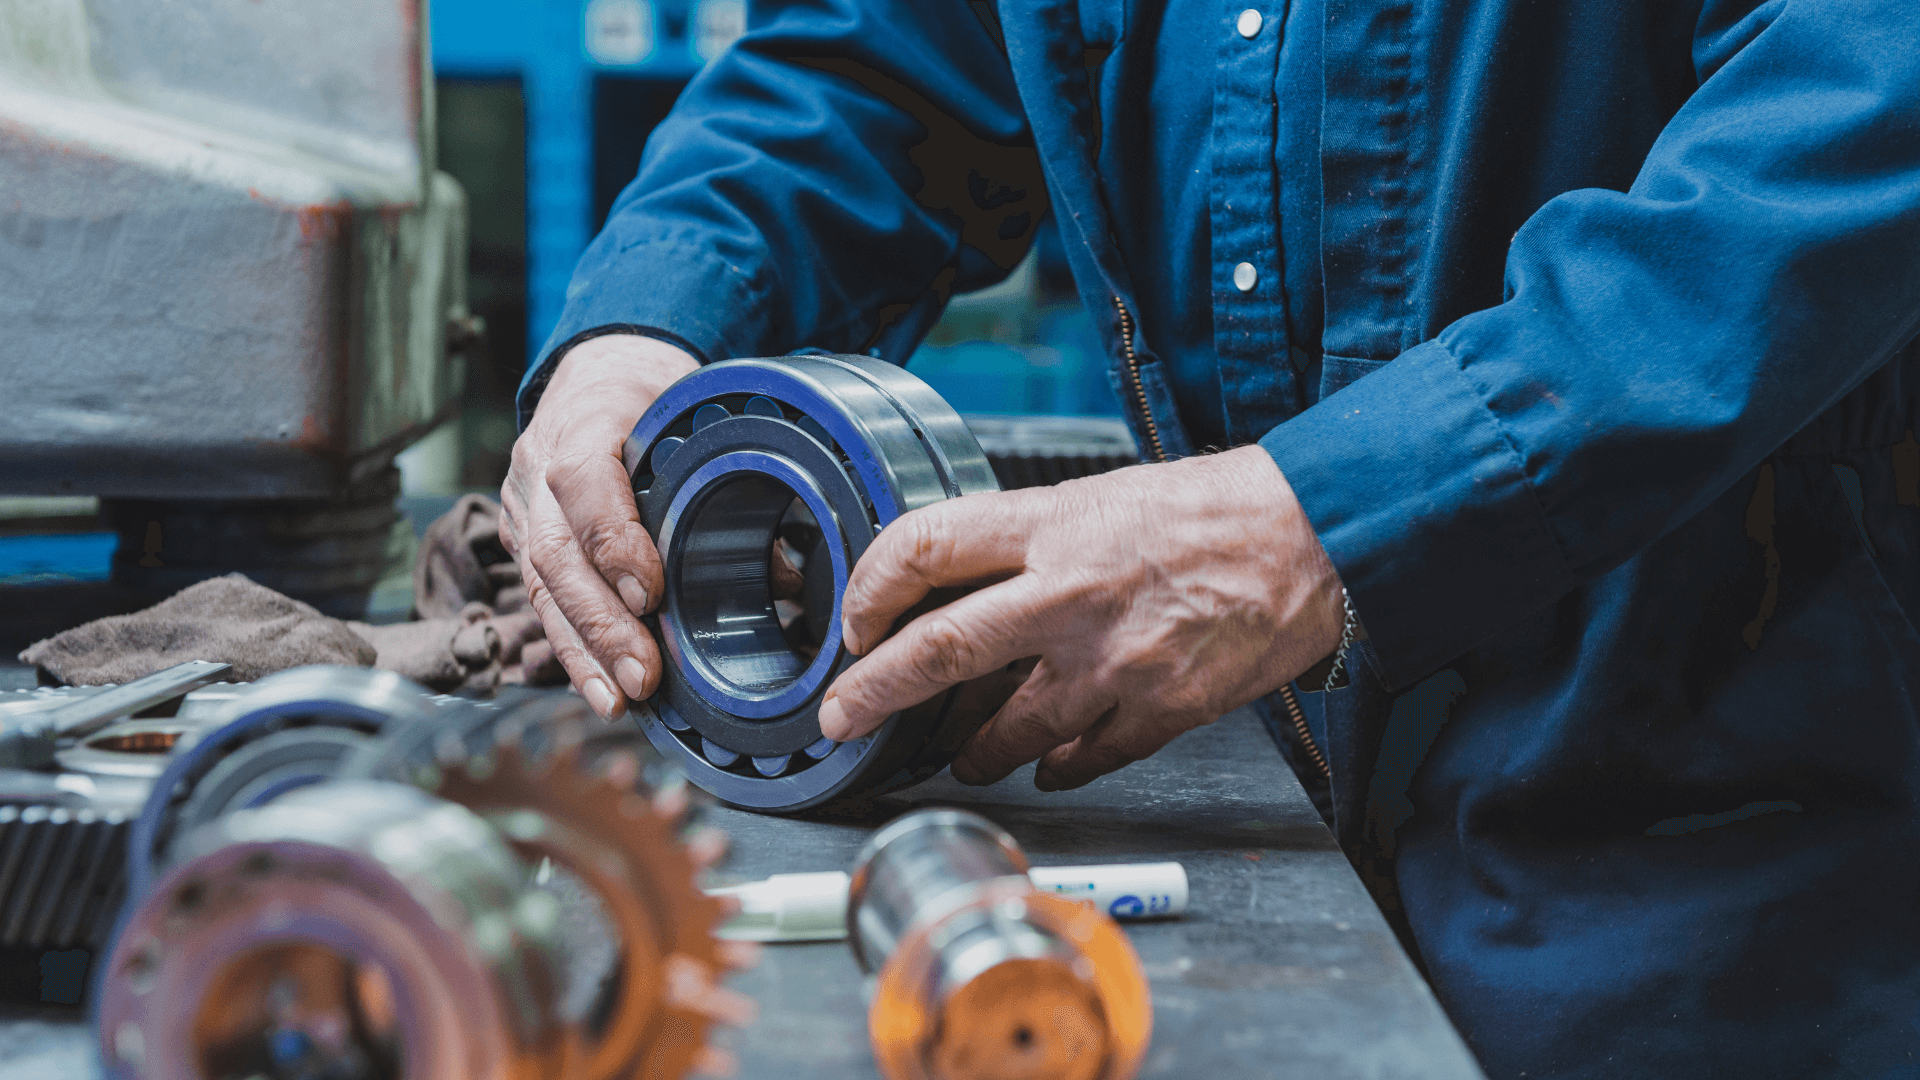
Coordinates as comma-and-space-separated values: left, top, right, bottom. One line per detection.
1322, 588, 1359, 693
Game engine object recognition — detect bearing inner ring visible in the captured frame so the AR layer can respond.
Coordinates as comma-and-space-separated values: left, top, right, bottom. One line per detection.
659, 450, 848, 718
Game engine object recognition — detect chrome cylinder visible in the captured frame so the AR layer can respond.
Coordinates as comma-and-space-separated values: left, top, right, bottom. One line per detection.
846, 809, 1152, 1080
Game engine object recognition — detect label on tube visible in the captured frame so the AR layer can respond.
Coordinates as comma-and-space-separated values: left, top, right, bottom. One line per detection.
711, 861, 1188, 942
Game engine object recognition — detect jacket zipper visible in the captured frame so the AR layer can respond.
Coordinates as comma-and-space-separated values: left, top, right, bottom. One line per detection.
1114, 296, 1167, 463
1277, 681, 1329, 784
1114, 294, 1331, 785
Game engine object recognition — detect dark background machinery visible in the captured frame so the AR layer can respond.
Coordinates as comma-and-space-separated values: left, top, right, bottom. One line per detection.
0, 0, 1134, 637
0, 0, 474, 620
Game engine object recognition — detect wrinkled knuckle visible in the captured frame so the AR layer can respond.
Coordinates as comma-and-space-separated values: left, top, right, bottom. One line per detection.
1092, 741, 1139, 772
576, 520, 634, 572
993, 707, 1055, 755
911, 614, 976, 684
572, 605, 637, 653
543, 452, 592, 498
525, 575, 557, 616
836, 679, 881, 720
901, 512, 950, 570
509, 438, 547, 478
524, 521, 576, 569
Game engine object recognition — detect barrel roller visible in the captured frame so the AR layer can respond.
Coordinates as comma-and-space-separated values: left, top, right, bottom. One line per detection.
625, 354, 1019, 812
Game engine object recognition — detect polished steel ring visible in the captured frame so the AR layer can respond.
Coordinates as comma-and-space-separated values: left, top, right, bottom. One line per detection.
625, 354, 1008, 812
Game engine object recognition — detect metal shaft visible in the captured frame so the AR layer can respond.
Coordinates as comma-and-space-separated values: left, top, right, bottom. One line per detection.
848, 809, 1032, 977
847, 809, 1153, 1080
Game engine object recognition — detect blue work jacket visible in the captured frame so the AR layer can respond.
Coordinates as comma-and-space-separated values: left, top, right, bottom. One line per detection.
522, 2, 1920, 1075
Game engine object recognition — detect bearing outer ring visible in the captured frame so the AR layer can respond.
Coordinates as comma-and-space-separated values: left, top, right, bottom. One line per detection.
626, 355, 1005, 812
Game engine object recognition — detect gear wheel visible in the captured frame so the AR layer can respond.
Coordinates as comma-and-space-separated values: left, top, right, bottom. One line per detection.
351, 690, 746, 1080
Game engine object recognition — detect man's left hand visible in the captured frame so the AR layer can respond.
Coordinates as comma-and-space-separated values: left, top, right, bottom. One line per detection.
817, 445, 1345, 791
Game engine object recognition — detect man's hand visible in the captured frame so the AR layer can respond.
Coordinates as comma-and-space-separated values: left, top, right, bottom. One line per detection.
501, 335, 700, 718
816, 446, 1344, 790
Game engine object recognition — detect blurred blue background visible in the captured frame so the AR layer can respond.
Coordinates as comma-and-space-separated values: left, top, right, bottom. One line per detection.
431, 0, 1118, 481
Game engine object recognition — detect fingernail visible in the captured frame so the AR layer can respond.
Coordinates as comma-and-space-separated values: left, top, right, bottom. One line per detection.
617, 575, 650, 615
841, 617, 860, 655
950, 761, 986, 786
817, 696, 848, 741
582, 677, 620, 719
615, 655, 648, 699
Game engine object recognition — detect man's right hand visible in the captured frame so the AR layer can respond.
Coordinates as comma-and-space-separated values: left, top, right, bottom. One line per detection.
501, 334, 700, 718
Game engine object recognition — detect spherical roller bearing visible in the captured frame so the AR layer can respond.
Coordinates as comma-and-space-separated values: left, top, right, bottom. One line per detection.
626, 354, 1014, 812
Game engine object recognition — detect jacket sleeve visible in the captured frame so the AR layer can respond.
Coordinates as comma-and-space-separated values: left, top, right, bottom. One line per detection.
516, 0, 1046, 427
1260, 0, 1920, 690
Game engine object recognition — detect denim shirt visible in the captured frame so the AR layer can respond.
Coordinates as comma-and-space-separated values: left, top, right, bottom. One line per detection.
1124, 0, 1327, 449
525, 2, 1920, 1075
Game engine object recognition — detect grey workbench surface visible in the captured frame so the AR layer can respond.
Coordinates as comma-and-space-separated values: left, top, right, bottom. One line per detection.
711, 707, 1484, 1079
0, 659, 1485, 1080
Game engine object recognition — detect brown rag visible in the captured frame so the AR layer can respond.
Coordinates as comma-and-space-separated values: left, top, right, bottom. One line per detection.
19, 574, 376, 684
21, 496, 567, 691
348, 603, 554, 694
415, 493, 528, 618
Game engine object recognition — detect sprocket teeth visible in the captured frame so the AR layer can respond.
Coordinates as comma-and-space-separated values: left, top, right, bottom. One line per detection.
416, 701, 746, 1080
600, 748, 642, 790
652, 783, 692, 824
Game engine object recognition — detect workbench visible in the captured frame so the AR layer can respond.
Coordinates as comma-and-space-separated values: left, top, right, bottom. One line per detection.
0, 655, 1486, 1080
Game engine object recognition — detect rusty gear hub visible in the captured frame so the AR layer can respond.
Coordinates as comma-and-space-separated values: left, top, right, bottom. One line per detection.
367, 692, 738, 1080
